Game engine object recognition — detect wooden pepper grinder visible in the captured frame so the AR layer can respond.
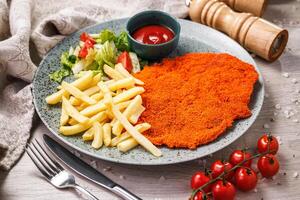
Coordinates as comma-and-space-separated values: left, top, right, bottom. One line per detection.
188, 0, 288, 62
219, 0, 267, 16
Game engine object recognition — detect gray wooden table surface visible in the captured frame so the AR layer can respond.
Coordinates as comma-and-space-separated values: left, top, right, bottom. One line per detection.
1, 1, 300, 199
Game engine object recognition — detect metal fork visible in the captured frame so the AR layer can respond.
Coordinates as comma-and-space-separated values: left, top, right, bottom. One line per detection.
26, 139, 99, 200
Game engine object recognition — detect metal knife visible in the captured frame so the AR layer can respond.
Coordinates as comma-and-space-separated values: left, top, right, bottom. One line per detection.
43, 134, 142, 200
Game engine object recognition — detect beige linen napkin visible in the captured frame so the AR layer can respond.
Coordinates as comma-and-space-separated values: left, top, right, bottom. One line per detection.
0, 0, 188, 170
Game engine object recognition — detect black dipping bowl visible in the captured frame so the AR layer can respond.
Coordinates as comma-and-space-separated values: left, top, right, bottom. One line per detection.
126, 10, 181, 60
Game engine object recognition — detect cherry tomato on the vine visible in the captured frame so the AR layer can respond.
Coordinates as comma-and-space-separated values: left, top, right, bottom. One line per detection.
193, 191, 210, 200
210, 160, 234, 180
257, 134, 279, 154
190, 171, 211, 192
212, 180, 236, 200
229, 150, 252, 167
257, 154, 280, 178
234, 167, 258, 191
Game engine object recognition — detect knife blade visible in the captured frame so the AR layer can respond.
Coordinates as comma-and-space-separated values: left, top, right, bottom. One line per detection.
43, 134, 142, 200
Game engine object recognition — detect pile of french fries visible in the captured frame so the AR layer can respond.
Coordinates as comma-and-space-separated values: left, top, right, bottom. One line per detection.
45, 64, 162, 157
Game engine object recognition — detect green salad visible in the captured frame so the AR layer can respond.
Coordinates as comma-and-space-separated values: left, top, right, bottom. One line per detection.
50, 29, 146, 83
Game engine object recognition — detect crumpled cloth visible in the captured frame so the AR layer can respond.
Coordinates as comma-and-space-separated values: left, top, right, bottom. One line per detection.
0, 0, 188, 170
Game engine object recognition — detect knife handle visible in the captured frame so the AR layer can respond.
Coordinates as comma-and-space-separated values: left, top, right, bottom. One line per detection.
112, 185, 142, 200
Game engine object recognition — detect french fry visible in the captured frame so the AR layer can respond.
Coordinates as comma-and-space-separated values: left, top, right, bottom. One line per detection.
98, 82, 113, 118
112, 95, 142, 136
82, 127, 94, 141
85, 100, 135, 117
60, 112, 106, 135
103, 79, 115, 86
117, 138, 138, 153
115, 63, 144, 85
98, 82, 112, 103
68, 118, 78, 126
112, 132, 130, 147
60, 123, 90, 136
74, 92, 104, 111
90, 93, 104, 101
45, 89, 66, 105
70, 86, 100, 106
46, 71, 93, 104
83, 86, 100, 96
129, 104, 145, 124
58, 73, 99, 90
69, 96, 82, 106
107, 78, 135, 91
103, 64, 125, 80
113, 87, 145, 104
61, 81, 97, 105
117, 101, 132, 111
116, 89, 123, 95
91, 122, 103, 149
110, 118, 117, 126
76, 103, 89, 112
60, 102, 69, 126
91, 73, 102, 86
103, 123, 111, 146
62, 96, 89, 124
112, 105, 162, 157
70, 86, 101, 106
111, 123, 151, 146
80, 101, 106, 117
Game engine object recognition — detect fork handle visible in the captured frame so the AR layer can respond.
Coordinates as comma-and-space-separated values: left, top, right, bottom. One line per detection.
73, 184, 99, 200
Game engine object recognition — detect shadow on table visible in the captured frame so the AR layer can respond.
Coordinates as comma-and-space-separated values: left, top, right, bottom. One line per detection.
0, 171, 9, 197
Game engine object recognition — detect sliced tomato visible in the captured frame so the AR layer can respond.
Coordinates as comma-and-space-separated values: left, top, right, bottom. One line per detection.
80, 32, 89, 41
79, 40, 95, 58
80, 32, 96, 44
84, 39, 94, 48
79, 46, 88, 58
117, 51, 133, 72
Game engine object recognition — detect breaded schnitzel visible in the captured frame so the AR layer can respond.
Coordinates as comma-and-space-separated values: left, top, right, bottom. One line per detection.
135, 53, 258, 149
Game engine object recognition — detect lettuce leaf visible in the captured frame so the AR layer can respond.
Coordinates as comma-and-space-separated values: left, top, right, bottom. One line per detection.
50, 51, 75, 83
114, 31, 130, 51
84, 48, 97, 70
95, 41, 117, 68
60, 52, 76, 69
49, 68, 71, 83
97, 29, 116, 44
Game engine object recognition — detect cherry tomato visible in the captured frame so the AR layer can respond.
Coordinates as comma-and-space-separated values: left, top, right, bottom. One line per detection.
212, 180, 236, 200
117, 51, 133, 72
257, 134, 279, 154
234, 167, 257, 191
193, 191, 210, 200
190, 171, 211, 192
229, 150, 252, 167
210, 160, 234, 180
80, 32, 95, 44
257, 154, 280, 178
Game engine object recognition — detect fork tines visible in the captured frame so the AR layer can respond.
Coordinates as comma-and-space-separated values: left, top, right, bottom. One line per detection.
26, 138, 64, 179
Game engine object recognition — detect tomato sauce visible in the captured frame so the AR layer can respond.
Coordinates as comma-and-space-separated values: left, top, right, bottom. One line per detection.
132, 25, 174, 45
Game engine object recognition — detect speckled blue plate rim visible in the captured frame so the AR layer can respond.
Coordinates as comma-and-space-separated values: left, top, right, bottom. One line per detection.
32, 18, 264, 166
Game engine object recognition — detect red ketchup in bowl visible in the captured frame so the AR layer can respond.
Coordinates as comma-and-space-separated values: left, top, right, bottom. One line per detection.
132, 25, 174, 45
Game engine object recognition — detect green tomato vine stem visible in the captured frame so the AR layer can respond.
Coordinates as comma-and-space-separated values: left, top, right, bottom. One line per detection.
191, 149, 274, 199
